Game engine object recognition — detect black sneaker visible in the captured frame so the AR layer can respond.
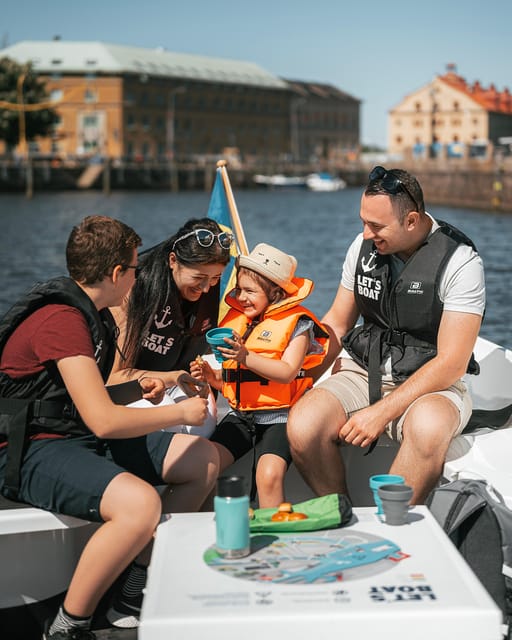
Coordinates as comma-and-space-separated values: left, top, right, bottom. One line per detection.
42, 623, 96, 639
105, 590, 143, 629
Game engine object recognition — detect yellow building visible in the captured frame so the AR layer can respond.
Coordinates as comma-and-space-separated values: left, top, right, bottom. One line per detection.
388, 65, 512, 159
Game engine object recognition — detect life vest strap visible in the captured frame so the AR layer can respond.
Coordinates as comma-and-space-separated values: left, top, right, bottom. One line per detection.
222, 369, 307, 384
0, 397, 77, 420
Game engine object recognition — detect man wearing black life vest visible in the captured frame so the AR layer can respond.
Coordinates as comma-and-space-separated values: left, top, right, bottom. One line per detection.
287, 166, 485, 505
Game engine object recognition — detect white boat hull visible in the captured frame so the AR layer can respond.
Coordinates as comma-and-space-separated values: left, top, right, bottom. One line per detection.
444, 337, 512, 505
1, 336, 511, 609
0, 508, 98, 608
253, 174, 307, 188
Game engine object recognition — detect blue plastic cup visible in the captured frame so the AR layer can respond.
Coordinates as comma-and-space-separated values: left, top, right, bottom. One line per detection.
369, 474, 405, 515
206, 328, 234, 362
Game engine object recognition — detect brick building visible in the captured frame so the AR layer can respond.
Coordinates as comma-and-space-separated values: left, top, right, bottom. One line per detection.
284, 79, 360, 163
1, 40, 360, 167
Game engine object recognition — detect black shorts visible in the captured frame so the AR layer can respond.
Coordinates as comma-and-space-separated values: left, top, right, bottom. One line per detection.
210, 412, 292, 465
0, 431, 175, 523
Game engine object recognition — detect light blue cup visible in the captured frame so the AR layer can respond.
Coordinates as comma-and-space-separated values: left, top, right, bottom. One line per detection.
369, 474, 405, 515
206, 328, 234, 362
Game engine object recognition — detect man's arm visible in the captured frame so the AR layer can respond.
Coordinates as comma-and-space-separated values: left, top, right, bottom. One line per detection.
339, 309, 482, 447
309, 283, 360, 380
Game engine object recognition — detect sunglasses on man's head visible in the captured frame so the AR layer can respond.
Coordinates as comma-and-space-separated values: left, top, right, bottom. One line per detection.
368, 166, 419, 211
171, 228, 234, 251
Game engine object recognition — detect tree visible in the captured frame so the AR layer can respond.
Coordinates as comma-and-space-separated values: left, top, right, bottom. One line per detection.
0, 57, 59, 149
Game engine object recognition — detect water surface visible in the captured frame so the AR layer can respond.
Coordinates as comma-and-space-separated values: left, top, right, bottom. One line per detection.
1, 188, 510, 348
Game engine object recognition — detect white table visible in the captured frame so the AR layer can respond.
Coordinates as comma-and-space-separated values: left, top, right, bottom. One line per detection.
139, 507, 501, 640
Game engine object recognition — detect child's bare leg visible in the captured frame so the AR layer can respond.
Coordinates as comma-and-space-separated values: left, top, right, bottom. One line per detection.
255, 453, 288, 508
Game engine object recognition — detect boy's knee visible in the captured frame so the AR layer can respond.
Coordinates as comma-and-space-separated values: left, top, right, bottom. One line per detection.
131, 484, 162, 520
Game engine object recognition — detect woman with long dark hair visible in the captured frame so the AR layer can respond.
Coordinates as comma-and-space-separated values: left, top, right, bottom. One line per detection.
109, 217, 232, 436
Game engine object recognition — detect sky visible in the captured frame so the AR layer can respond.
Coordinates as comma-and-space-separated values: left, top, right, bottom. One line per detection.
2, 0, 511, 149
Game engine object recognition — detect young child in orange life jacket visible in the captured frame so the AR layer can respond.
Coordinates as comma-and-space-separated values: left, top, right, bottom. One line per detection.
190, 243, 328, 508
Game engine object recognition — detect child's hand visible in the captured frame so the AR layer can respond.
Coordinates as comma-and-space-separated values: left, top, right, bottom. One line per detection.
219, 331, 249, 364
190, 356, 216, 386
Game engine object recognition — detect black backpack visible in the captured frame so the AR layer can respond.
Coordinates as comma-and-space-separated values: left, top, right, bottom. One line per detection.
427, 478, 512, 639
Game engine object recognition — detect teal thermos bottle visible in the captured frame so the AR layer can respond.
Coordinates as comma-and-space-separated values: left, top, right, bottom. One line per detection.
214, 475, 250, 558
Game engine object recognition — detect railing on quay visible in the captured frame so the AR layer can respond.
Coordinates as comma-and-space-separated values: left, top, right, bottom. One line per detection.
0, 155, 510, 212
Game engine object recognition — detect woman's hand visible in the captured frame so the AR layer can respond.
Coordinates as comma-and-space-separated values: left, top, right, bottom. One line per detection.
138, 376, 166, 404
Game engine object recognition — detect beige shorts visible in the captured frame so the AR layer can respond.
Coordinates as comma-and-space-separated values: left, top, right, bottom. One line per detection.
316, 358, 472, 442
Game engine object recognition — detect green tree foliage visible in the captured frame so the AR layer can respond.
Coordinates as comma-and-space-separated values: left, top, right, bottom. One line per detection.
0, 57, 59, 148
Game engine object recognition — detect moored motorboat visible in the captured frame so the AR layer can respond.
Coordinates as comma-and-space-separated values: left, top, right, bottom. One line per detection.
253, 174, 307, 188
306, 172, 346, 192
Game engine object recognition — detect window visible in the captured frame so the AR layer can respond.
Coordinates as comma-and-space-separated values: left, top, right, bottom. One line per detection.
84, 89, 97, 103
83, 114, 98, 127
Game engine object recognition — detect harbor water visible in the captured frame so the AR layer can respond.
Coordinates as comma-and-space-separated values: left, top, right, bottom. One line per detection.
0, 187, 511, 349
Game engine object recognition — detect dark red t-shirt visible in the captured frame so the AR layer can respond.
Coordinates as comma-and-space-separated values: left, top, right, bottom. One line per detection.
0, 304, 95, 377
0, 304, 95, 447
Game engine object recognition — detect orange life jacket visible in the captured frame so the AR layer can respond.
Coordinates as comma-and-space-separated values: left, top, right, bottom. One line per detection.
220, 277, 328, 411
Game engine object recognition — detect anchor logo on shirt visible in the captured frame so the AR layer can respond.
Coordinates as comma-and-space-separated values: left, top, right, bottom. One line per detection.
361, 250, 378, 273
154, 306, 174, 330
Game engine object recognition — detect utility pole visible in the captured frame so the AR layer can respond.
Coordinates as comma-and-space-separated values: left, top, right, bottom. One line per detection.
17, 73, 33, 198
167, 86, 186, 192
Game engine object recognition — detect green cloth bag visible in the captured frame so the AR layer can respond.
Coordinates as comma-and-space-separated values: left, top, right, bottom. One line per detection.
249, 493, 352, 533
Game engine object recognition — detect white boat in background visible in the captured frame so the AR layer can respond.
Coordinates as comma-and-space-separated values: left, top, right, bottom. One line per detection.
1, 335, 512, 614
306, 172, 346, 192
253, 174, 307, 188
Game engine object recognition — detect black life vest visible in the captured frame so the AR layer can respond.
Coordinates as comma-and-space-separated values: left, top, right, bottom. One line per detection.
135, 282, 219, 372
344, 221, 480, 407
0, 277, 117, 499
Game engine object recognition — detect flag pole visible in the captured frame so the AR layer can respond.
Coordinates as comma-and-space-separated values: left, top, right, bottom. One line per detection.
216, 159, 249, 255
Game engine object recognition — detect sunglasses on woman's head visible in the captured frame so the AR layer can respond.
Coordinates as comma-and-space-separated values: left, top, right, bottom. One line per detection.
368, 166, 419, 211
171, 228, 234, 251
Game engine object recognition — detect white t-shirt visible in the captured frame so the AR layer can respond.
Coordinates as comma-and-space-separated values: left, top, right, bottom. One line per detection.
341, 215, 486, 316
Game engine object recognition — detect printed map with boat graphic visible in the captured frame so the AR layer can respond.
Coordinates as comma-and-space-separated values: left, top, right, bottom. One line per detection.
204, 529, 409, 584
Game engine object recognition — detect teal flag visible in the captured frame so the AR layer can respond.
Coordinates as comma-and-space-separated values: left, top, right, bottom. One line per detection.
207, 169, 238, 320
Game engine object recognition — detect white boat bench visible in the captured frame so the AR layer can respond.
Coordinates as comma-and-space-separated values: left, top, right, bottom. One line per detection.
0, 494, 96, 609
